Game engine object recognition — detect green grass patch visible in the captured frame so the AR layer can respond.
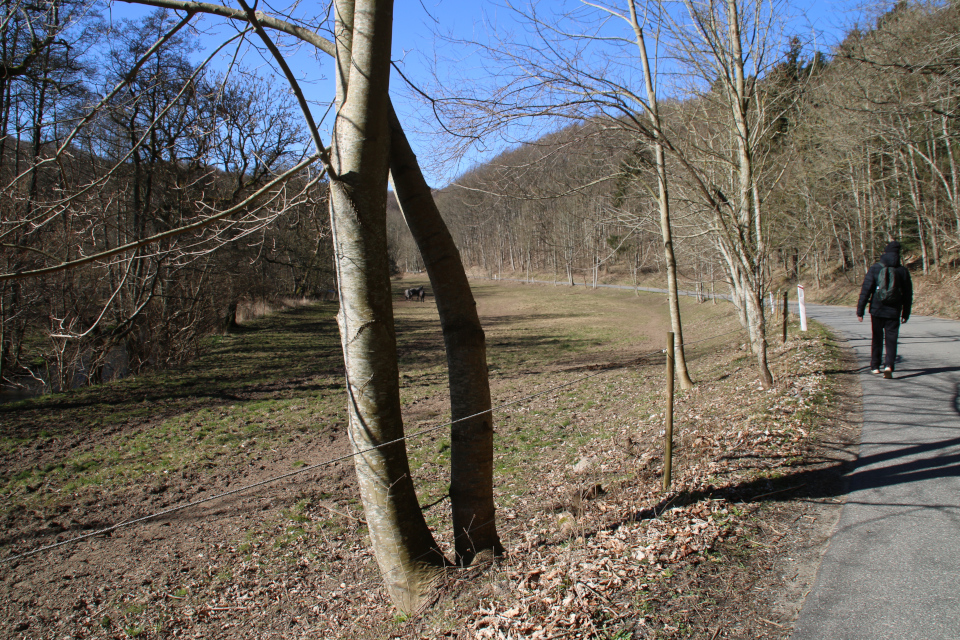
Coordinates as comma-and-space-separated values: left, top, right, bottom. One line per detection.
0, 303, 348, 506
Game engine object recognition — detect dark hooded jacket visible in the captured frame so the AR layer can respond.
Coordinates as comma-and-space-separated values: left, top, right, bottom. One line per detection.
857, 243, 913, 320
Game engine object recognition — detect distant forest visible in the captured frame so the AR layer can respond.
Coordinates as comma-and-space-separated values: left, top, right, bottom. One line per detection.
401, 2, 960, 293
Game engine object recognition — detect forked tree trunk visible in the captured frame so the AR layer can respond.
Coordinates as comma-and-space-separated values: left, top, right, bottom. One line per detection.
106, 0, 492, 604
388, 107, 503, 566
720, 242, 774, 388
330, 0, 446, 612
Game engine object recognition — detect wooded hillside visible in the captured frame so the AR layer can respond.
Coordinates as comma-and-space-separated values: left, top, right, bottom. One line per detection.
414, 1, 959, 305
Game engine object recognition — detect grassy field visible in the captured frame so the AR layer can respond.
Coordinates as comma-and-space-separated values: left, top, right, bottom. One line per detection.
0, 303, 348, 505
0, 279, 853, 639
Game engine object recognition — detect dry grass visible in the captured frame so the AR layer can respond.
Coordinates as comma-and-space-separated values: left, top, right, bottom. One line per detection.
234, 296, 316, 324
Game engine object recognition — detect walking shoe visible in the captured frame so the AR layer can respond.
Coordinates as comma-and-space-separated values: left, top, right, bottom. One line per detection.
883, 367, 893, 379
871, 369, 881, 374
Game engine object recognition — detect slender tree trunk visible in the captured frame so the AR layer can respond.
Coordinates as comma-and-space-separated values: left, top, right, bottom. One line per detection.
916, 211, 929, 274
329, 0, 446, 612
929, 206, 940, 273
941, 111, 960, 234
725, 0, 772, 387
388, 107, 503, 566
629, 1, 694, 389
847, 156, 869, 271
904, 150, 929, 274
0, 288, 6, 383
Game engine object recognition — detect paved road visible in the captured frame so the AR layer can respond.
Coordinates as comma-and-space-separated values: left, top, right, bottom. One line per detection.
792, 306, 960, 640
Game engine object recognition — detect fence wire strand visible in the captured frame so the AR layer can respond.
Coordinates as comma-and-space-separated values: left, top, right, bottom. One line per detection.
2, 318, 746, 565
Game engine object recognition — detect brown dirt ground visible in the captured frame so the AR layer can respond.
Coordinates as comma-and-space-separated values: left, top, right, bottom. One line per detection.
0, 280, 861, 639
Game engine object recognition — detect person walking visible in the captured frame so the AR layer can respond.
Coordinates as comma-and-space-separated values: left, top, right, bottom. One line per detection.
856, 241, 913, 378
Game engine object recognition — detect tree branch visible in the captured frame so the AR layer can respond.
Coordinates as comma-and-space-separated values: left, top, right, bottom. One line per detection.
0, 154, 322, 281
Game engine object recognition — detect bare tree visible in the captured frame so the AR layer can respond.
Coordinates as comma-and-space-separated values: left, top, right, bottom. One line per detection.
322, 0, 449, 610
0, 6, 323, 391
21, 0, 504, 607
425, 0, 699, 385
628, 0, 695, 389
659, 0, 795, 387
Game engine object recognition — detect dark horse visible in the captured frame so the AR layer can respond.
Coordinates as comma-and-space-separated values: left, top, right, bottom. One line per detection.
404, 286, 426, 302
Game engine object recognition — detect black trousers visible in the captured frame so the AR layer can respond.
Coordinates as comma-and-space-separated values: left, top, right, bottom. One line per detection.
870, 315, 901, 371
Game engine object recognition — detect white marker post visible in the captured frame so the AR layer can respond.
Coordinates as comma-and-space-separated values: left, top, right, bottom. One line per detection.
797, 285, 808, 332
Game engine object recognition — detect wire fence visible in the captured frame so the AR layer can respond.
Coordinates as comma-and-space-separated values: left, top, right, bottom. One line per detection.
345, 321, 749, 613
478, 275, 734, 303
1, 315, 746, 566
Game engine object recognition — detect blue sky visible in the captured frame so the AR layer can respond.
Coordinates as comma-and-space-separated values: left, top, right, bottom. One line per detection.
105, 0, 873, 186
389, 0, 871, 185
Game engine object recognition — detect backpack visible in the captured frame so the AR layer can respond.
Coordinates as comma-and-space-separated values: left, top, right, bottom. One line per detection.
875, 265, 902, 306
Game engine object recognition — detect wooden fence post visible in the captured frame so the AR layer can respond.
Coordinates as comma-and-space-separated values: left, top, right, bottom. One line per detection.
663, 331, 675, 491
782, 291, 788, 344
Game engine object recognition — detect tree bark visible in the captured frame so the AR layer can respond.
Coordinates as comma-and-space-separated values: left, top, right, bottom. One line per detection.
388, 107, 503, 566
721, 0, 773, 387
329, 0, 446, 612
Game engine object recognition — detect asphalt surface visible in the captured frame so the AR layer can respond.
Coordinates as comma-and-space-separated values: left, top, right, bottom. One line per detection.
792, 305, 960, 640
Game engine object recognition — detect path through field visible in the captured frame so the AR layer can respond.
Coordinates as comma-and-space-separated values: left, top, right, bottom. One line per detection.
793, 307, 960, 640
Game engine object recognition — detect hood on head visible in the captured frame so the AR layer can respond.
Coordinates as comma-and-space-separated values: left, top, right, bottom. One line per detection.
884, 240, 902, 254
880, 251, 901, 267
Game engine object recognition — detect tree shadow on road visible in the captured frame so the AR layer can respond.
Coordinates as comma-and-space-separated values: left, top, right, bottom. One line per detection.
893, 365, 960, 379
600, 430, 960, 538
